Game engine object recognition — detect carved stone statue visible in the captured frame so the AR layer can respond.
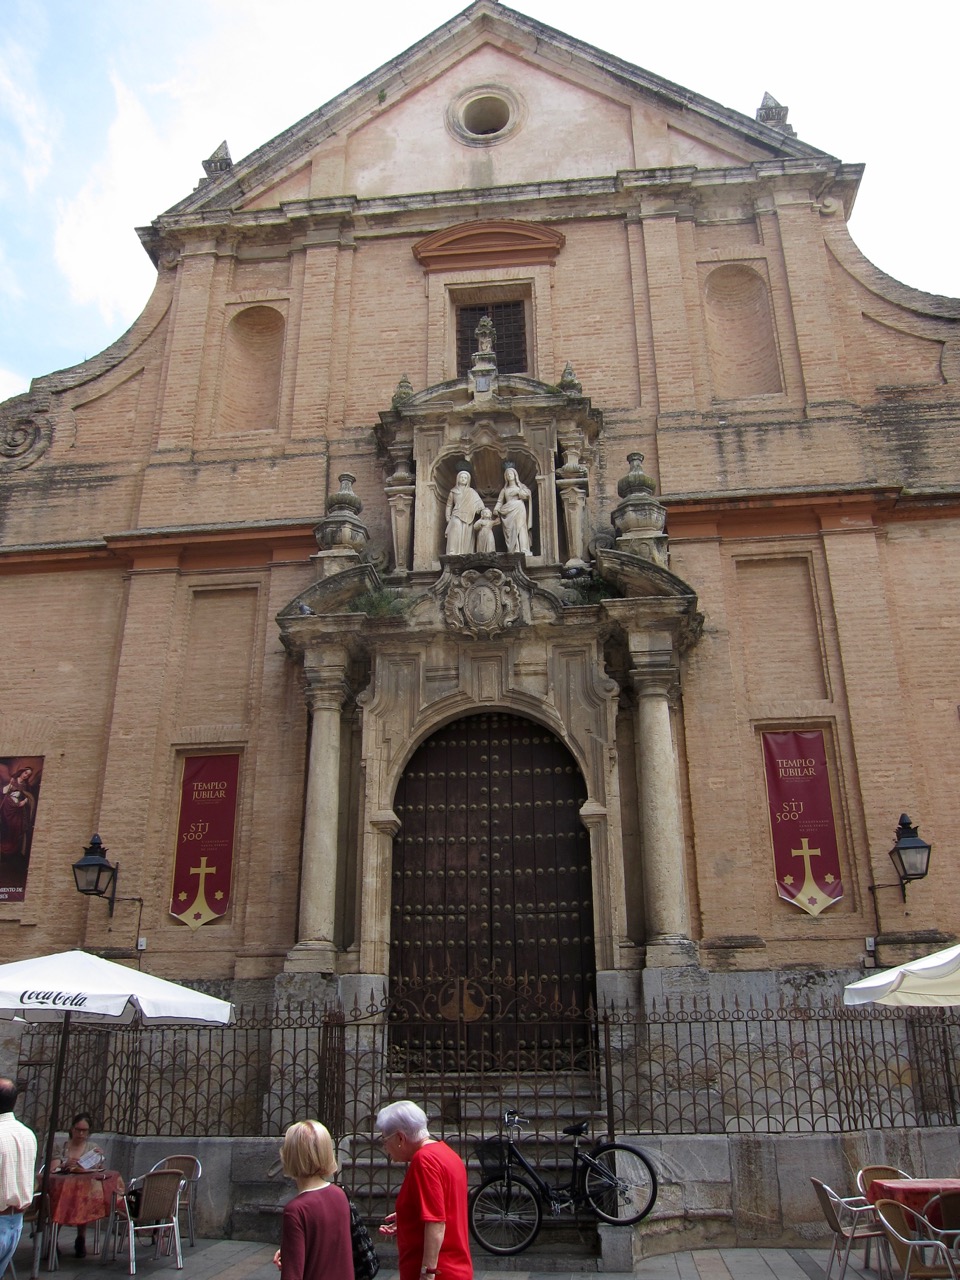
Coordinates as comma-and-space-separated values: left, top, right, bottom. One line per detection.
444, 470, 485, 554
493, 466, 532, 554
475, 508, 498, 554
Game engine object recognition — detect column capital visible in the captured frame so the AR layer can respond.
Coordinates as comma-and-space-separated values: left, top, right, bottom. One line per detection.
629, 664, 680, 702
304, 645, 353, 716
303, 664, 352, 712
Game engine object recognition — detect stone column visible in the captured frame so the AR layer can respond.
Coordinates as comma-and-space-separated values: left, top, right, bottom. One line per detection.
285, 653, 350, 973
632, 666, 695, 965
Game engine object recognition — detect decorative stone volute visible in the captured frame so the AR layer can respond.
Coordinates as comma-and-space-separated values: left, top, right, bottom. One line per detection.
314, 473, 369, 554
0, 393, 53, 473
611, 453, 668, 568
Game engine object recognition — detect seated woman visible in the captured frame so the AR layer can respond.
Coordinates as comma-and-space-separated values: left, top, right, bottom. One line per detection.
51, 1113, 104, 1256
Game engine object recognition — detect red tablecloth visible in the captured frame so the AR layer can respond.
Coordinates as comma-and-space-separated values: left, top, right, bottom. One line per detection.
48, 1171, 124, 1226
867, 1178, 960, 1226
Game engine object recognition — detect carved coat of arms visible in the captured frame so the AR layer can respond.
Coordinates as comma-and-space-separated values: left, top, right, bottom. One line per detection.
442, 568, 522, 638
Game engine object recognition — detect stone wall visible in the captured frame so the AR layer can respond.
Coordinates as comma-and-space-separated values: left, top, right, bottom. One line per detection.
92, 1127, 960, 1253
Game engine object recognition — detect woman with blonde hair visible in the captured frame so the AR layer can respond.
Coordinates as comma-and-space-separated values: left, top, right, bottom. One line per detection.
274, 1121, 353, 1280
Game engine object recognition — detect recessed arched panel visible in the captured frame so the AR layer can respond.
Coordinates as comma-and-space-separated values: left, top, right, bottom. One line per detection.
217, 305, 285, 434
703, 265, 783, 399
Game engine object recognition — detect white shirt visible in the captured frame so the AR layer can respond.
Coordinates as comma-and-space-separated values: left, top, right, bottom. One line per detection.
0, 1112, 37, 1211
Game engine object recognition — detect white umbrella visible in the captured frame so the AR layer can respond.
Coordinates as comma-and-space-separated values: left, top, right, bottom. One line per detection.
0, 950, 233, 1275
843, 942, 960, 1007
0, 950, 233, 1025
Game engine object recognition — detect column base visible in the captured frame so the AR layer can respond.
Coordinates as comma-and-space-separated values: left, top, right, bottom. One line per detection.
284, 941, 339, 973
644, 937, 700, 968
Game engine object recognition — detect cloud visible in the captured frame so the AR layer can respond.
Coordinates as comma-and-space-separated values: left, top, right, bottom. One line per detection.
0, 243, 24, 302
0, 367, 30, 402
0, 32, 57, 195
52, 74, 161, 326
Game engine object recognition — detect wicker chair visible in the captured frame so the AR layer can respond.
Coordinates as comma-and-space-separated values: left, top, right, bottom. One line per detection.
875, 1199, 959, 1280
109, 1169, 184, 1275
148, 1157, 201, 1247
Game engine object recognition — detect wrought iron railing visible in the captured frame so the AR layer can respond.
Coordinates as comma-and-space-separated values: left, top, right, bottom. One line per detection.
17, 984, 960, 1209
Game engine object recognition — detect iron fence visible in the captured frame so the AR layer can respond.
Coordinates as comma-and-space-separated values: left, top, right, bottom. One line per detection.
16, 986, 960, 1208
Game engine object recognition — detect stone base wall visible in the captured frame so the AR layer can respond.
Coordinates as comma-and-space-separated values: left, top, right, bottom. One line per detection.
93, 1127, 960, 1251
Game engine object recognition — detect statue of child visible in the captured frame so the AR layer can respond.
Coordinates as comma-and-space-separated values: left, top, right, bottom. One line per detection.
475, 508, 499, 554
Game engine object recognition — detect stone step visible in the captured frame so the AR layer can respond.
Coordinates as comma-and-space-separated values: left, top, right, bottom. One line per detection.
232, 1201, 601, 1267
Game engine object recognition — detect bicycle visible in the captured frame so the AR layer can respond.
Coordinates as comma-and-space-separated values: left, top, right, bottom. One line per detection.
468, 1108, 658, 1255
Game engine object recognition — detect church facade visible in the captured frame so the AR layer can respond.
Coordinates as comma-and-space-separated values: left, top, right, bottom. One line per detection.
1, 1, 958, 1037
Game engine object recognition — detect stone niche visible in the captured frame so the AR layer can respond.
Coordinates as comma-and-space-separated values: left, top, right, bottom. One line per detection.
377, 363, 601, 576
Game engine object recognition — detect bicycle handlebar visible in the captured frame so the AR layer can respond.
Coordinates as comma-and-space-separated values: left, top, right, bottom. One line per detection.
503, 1108, 529, 1127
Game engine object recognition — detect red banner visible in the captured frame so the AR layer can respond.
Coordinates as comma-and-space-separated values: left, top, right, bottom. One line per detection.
761, 730, 843, 916
170, 754, 240, 930
0, 756, 44, 903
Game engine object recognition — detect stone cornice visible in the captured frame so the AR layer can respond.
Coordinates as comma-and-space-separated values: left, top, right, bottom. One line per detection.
139, 161, 858, 265
663, 485, 960, 539
0, 520, 317, 573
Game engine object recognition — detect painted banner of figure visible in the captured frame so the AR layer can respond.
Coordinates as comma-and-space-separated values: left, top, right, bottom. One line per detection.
0, 756, 44, 903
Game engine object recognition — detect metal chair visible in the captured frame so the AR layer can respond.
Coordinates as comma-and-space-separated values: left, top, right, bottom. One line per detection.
148, 1157, 201, 1247
921, 1192, 960, 1242
859, 1166, 914, 1197
875, 1199, 959, 1280
811, 1178, 891, 1280
109, 1169, 184, 1275
936, 1192, 960, 1234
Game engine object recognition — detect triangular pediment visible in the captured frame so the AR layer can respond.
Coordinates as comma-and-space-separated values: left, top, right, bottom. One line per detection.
157, 0, 832, 226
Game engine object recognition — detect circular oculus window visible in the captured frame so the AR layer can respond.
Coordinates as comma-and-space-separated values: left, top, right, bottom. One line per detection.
447, 85, 524, 146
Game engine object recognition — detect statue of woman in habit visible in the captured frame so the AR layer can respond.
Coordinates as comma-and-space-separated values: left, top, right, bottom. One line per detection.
494, 465, 532, 554
444, 470, 485, 554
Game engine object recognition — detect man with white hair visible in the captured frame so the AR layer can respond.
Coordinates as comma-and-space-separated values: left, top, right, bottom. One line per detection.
376, 1100, 472, 1280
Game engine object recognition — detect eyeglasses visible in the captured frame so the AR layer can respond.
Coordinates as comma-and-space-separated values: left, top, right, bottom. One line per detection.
378, 1132, 398, 1147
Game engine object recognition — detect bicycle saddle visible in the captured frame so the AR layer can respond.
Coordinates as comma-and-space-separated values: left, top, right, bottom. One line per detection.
562, 1121, 590, 1137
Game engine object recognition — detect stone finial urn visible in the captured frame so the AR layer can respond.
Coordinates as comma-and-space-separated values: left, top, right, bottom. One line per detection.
314, 473, 369, 552
611, 453, 668, 564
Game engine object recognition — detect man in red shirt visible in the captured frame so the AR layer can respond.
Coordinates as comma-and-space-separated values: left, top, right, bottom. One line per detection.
376, 1101, 472, 1280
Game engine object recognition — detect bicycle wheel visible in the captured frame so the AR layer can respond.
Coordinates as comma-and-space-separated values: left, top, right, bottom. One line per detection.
469, 1173, 542, 1254
582, 1143, 657, 1225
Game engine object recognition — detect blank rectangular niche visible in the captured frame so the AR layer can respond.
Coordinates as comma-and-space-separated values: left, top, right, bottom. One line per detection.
180, 587, 258, 725
735, 558, 828, 700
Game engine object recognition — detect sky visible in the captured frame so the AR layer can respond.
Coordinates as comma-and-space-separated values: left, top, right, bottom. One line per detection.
1, 0, 957, 403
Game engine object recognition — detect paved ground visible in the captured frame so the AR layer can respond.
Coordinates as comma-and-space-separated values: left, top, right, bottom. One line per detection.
8, 1232, 881, 1280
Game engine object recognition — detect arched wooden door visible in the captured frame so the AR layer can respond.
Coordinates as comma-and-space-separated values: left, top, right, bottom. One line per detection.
389, 712, 596, 1069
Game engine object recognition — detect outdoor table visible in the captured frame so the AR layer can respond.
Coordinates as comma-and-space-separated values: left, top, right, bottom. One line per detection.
46, 1170, 123, 1269
867, 1177, 960, 1227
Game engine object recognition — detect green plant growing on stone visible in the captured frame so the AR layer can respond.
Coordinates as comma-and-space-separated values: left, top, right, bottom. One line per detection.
348, 588, 408, 617
561, 574, 623, 606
